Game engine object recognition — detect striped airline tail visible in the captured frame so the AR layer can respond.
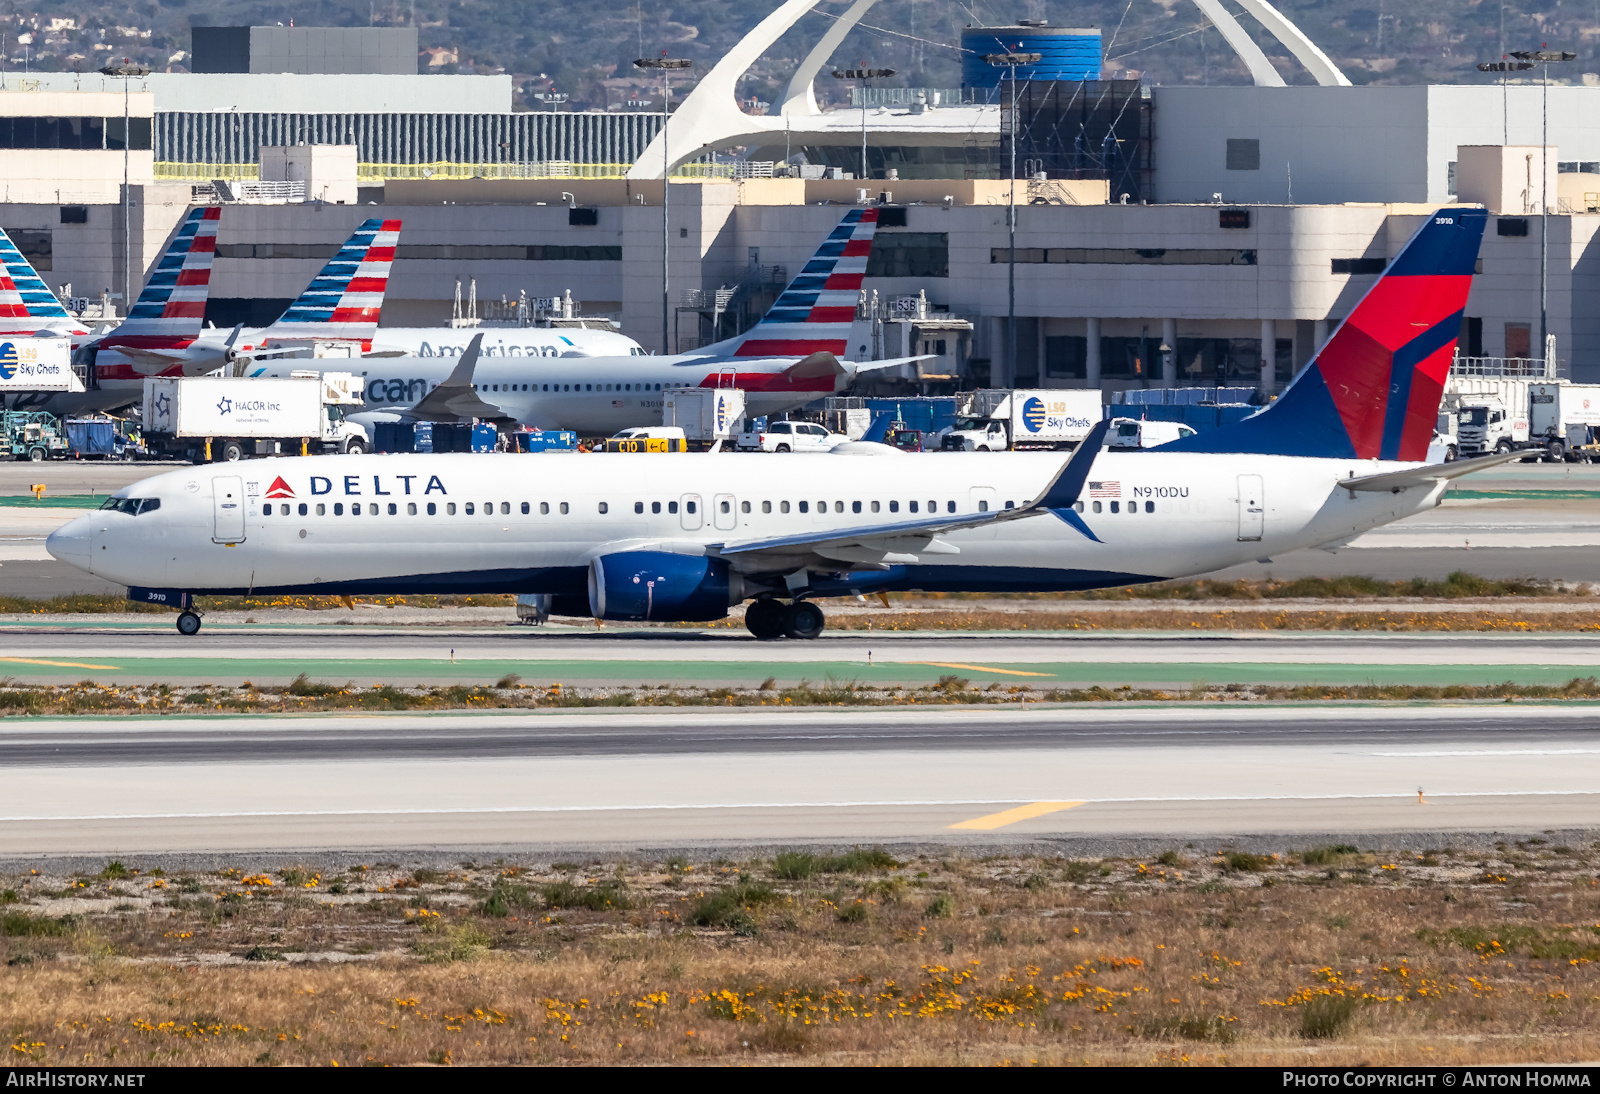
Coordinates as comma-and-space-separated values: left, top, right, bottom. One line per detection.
1167, 206, 1487, 461
0, 226, 70, 321
731, 207, 878, 358
105, 205, 221, 339
263, 218, 401, 343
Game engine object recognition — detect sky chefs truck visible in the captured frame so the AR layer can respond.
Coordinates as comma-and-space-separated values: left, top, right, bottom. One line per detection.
141, 373, 369, 463
940, 389, 1102, 451
1451, 379, 1600, 461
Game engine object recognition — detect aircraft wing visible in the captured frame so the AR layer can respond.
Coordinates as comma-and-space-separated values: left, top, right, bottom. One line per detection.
707, 420, 1110, 570
115, 346, 189, 374
403, 333, 507, 422
1341, 449, 1524, 492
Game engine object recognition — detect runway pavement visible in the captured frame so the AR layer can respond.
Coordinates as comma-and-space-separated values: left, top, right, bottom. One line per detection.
2, 704, 1598, 855
3, 626, 1600, 688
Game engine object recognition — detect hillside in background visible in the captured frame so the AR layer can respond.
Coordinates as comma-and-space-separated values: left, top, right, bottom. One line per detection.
4, 0, 1597, 111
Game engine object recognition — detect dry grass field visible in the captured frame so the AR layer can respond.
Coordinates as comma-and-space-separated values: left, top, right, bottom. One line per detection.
5, 843, 1600, 1066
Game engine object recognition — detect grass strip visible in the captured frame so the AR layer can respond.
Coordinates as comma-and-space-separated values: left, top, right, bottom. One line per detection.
2, 841, 1599, 1065
9, 673, 1600, 715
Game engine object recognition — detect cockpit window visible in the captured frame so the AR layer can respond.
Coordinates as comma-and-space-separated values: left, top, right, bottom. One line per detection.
100, 497, 160, 515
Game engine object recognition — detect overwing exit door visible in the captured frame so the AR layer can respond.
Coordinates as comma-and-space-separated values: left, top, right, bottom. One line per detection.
1236, 474, 1264, 541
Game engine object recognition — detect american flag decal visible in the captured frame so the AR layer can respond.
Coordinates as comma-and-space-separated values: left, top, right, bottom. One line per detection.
732, 207, 879, 359
1089, 481, 1121, 497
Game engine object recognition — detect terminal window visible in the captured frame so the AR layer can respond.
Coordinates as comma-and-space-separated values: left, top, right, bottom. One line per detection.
1225, 138, 1260, 171
1330, 257, 1385, 275
1496, 217, 1529, 237
866, 232, 947, 278
10, 230, 50, 271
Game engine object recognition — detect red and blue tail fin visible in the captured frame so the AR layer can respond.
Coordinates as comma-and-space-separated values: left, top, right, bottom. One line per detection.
263, 218, 400, 345
725, 207, 878, 359
0, 226, 70, 323
1168, 206, 1487, 460
104, 206, 221, 340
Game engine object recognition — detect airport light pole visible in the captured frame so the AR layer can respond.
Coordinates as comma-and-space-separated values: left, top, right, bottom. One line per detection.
100, 59, 151, 319
634, 56, 692, 354
1510, 49, 1574, 374
1476, 58, 1534, 145
831, 67, 895, 181
986, 51, 1040, 387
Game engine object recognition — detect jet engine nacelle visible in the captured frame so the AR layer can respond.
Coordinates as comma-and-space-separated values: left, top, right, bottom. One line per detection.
586, 551, 747, 622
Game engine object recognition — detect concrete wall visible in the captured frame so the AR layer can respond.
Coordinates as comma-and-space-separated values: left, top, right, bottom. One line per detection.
1153, 86, 1432, 206
1152, 85, 1600, 207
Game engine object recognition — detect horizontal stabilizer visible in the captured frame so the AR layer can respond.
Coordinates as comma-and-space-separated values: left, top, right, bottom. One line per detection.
1341, 448, 1523, 492
782, 350, 844, 379
849, 354, 936, 373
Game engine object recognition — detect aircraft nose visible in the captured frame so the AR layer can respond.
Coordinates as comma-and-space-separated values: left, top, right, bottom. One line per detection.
45, 515, 92, 573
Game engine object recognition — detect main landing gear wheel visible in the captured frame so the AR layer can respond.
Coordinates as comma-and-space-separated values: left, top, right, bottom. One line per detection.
175, 611, 202, 636
744, 598, 786, 640
784, 600, 826, 640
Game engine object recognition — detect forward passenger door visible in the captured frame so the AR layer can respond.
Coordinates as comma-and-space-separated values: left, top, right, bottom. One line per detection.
213, 475, 245, 544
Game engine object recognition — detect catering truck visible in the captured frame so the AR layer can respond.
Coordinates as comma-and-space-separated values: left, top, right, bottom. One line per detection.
662, 387, 746, 447
939, 388, 1101, 451
1450, 378, 1600, 460
141, 372, 368, 463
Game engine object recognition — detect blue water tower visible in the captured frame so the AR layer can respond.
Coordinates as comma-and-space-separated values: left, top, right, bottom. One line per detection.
960, 24, 1102, 92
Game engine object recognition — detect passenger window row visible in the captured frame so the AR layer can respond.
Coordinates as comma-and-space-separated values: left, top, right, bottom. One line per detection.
475, 382, 667, 393
1078, 500, 1157, 514
261, 496, 1033, 520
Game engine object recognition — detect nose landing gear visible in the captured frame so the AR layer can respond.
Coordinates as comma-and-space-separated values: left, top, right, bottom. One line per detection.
743, 598, 826, 640
176, 610, 202, 635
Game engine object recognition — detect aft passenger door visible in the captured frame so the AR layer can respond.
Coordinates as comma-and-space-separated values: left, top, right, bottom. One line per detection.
679, 493, 704, 531
713, 493, 738, 531
213, 475, 245, 544
1236, 474, 1264, 542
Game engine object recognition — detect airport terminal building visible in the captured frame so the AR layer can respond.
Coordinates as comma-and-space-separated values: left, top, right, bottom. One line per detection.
8, 14, 1600, 388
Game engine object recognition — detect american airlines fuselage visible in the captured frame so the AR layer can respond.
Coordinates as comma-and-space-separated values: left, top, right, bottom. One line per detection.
346, 352, 867, 433
48, 449, 1442, 598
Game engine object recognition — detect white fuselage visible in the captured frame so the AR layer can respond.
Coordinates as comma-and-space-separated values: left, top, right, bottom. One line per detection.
48, 449, 1444, 600
301, 355, 856, 435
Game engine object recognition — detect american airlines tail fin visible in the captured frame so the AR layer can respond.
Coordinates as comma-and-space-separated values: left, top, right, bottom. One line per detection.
263, 218, 401, 346
0, 226, 71, 322
103, 206, 222, 341
716, 207, 880, 359
1168, 206, 1487, 460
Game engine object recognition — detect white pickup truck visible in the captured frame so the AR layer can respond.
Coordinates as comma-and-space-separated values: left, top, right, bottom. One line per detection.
736, 419, 849, 452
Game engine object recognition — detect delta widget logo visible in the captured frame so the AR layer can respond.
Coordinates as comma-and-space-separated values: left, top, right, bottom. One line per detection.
0, 342, 15, 381
1021, 396, 1046, 433
264, 476, 295, 499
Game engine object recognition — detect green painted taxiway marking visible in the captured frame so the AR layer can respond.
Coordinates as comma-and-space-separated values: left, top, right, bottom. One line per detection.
1450, 489, 1600, 500
0, 495, 109, 508
0, 656, 1591, 689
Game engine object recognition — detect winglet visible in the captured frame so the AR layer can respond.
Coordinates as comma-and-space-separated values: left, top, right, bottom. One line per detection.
1032, 419, 1110, 511
405, 333, 506, 422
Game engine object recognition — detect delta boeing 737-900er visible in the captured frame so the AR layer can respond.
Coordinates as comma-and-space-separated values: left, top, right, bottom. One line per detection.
48, 207, 1505, 641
